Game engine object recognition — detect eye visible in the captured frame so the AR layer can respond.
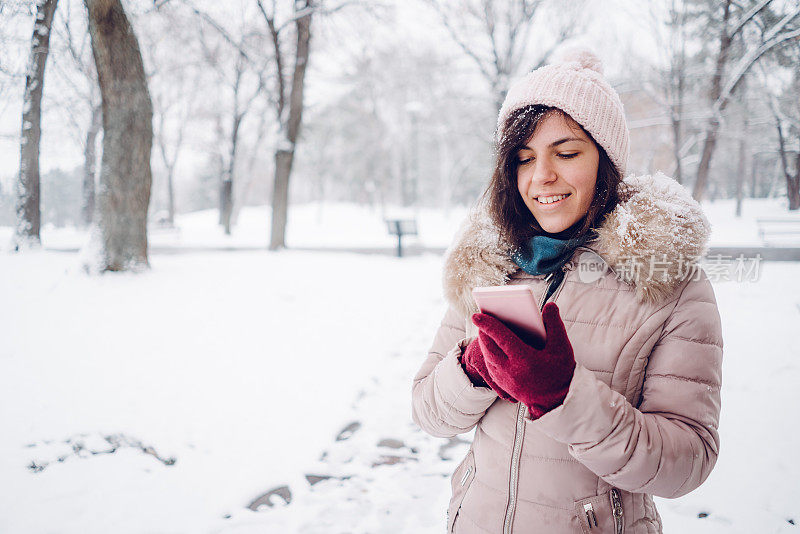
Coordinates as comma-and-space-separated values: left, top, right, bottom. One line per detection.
517, 154, 534, 164
558, 152, 579, 159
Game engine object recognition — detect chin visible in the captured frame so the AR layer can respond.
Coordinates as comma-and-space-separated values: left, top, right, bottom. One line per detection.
537, 218, 578, 234
537, 220, 566, 233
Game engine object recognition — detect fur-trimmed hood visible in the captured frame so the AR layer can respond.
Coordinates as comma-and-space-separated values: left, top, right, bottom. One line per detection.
442, 172, 712, 316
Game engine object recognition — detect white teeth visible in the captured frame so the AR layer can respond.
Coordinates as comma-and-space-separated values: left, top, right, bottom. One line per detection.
536, 194, 569, 204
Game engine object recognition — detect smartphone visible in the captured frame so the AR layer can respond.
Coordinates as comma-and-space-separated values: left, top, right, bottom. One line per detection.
472, 285, 546, 346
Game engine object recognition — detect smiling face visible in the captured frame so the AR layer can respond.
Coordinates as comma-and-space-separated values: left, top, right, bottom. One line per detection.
516, 112, 600, 234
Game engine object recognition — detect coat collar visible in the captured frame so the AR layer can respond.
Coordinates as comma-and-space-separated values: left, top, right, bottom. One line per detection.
442, 172, 711, 316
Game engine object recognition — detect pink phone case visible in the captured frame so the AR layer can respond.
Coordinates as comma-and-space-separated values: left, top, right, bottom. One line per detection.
472, 285, 546, 344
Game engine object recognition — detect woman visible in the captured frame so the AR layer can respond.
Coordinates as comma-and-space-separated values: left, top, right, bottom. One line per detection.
411, 50, 723, 534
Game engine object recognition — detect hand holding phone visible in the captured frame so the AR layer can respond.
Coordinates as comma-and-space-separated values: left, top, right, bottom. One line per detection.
471, 285, 546, 347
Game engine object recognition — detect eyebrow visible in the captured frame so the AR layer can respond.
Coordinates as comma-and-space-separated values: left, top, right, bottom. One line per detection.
519, 137, 586, 150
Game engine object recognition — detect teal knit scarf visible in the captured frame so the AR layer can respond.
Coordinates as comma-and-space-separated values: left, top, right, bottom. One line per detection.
511, 226, 588, 276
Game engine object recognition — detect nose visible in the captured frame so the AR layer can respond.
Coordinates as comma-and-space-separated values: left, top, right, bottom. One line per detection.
530, 158, 557, 190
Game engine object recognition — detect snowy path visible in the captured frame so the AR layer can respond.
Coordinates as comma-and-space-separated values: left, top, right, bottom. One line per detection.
1, 249, 798, 533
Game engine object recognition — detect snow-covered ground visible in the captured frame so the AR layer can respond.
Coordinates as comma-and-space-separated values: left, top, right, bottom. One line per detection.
1, 200, 799, 533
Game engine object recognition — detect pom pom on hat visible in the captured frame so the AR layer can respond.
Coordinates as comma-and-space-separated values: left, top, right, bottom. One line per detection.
553, 47, 604, 75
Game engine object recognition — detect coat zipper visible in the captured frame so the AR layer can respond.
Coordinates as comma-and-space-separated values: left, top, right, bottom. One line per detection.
460, 466, 472, 486
610, 488, 624, 534
502, 264, 571, 534
503, 402, 527, 534
584, 502, 598, 528
582, 490, 623, 531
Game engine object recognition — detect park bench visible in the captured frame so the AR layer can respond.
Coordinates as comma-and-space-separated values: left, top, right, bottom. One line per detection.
756, 217, 800, 245
385, 218, 417, 257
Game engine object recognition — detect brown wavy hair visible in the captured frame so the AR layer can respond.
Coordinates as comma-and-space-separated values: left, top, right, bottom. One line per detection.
482, 105, 626, 253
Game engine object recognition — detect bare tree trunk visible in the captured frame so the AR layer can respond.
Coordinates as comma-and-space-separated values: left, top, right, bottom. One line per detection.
692, 0, 732, 202
271, 148, 293, 248
776, 118, 800, 211
157, 143, 178, 227
213, 113, 226, 226
438, 134, 451, 214
155, 105, 181, 227
789, 152, 800, 211
735, 135, 747, 217
166, 161, 176, 225
85, 0, 153, 271
735, 77, 748, 217
13, 0, 58, 250
232, 110, 269, 228
669, 65, 685, 184
220, 53, 242, 235
408, 108, 420, 206
667, 0, 687, 185
220, 178, 233, 231
82, 103, 101, 225
221, 110, 242, 235
269, 1, 312, 250
670, 115, 683, 185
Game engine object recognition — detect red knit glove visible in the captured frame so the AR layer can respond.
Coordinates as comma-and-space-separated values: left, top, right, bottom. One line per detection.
460, 338, 515, 401
472, 302, 576, 420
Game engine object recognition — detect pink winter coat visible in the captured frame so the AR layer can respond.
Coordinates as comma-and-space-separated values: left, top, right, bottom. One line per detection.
412, 173, 724, 533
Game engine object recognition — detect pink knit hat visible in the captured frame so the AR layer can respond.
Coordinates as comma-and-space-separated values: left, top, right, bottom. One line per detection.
497, 49, 630, 175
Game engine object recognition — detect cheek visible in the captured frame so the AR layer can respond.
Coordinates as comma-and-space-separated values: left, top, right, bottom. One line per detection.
517, 171, 528, 197
575, 175, 598, 212
577, 175, 597, 199
573, 158, 599, 201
